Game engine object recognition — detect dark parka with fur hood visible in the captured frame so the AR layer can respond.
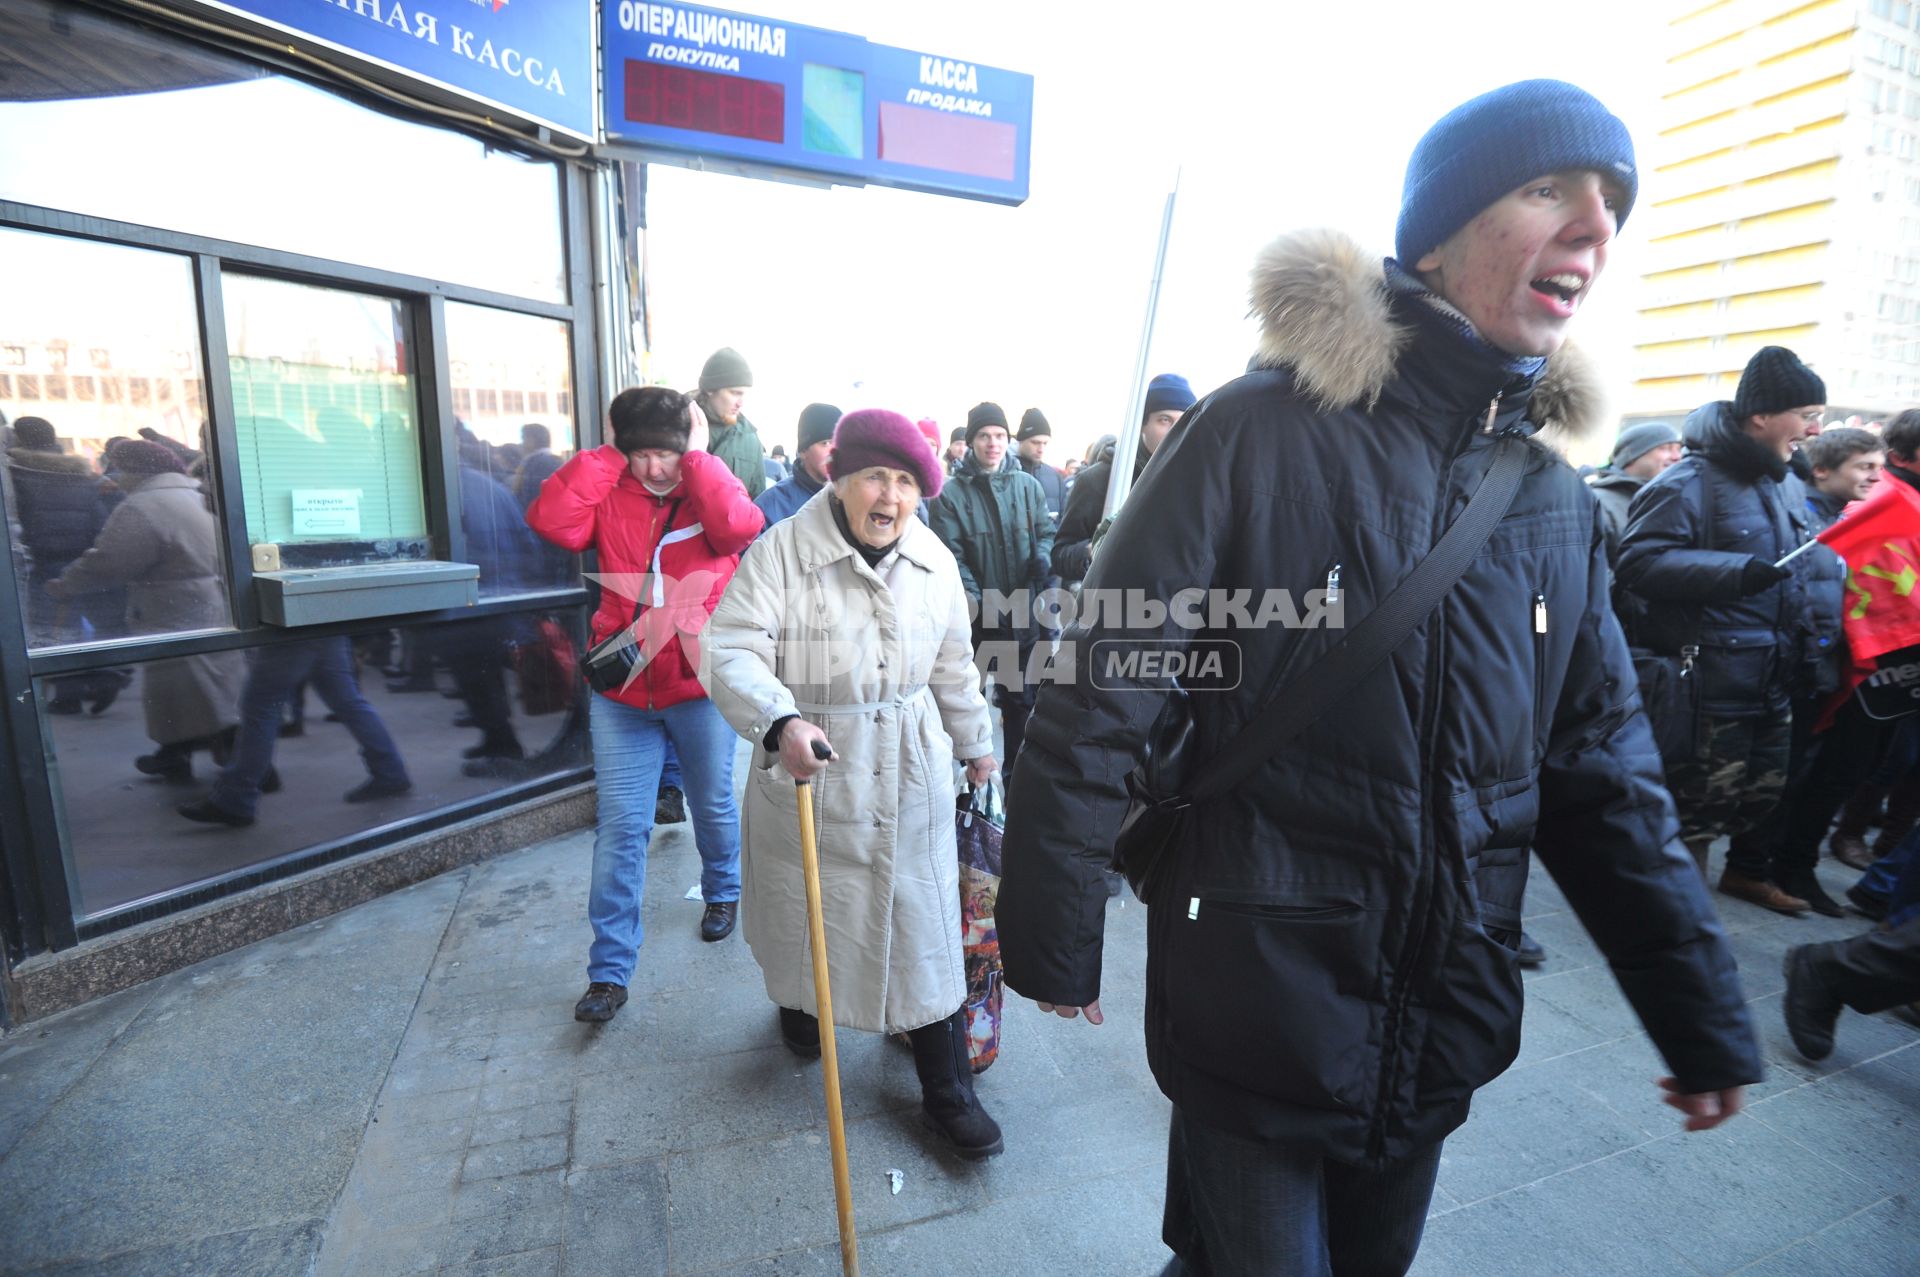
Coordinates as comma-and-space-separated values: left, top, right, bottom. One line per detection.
1615, 401, 1817, 715
997, 230, 1762, 1166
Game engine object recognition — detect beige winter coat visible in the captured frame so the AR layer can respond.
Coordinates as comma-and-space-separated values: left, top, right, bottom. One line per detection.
55, 472, 242, 744
701, 488, 993, 1034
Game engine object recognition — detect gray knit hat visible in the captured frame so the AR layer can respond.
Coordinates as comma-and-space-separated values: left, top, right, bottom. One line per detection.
698, 347, 753, 392
1610, 420, 1681, 468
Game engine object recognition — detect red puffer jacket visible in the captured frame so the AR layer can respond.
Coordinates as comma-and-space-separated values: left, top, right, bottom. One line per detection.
527, 445, 764, 710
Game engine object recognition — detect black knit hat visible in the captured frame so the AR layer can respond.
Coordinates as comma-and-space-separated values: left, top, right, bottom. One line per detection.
698, 347, 753, 392
797, 402, 843, 452
966, 401, 1010, 444
1733, 346, 1827, 420
949, 426, 966, 444
1016, 408, 1051, 441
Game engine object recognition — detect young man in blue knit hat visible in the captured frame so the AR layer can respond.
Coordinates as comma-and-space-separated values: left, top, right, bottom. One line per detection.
1051, 372, 1195, 588
999, 81, 1761, 1276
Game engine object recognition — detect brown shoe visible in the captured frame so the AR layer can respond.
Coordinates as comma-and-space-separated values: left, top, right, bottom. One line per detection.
1719, 869, 1809, 915
1829, 832, 1876, 872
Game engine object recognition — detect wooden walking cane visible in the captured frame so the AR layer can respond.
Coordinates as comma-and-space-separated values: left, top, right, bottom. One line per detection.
796, 738, 859, 1277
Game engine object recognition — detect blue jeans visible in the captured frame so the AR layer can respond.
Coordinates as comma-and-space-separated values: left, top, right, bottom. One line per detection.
1861, 825, 1920, 927
660, 738, 683, 791
1159, 1108, 1442, 1277
587, 693, 740, 985
211, 638, 408, 819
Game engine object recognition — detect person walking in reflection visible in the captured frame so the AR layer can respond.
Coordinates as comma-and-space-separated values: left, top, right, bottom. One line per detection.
176, 636, 412, 828
48, 440, 243, 783
4, 416, 127, 711
452, 428, 541, 774
526, 386, 763, 1022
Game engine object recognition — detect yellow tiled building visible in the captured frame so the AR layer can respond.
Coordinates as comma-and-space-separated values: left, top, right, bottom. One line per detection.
1633, 0, 1920, 422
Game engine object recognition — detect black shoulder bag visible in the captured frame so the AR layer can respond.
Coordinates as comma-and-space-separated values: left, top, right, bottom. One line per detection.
1114, 436, 1531, 904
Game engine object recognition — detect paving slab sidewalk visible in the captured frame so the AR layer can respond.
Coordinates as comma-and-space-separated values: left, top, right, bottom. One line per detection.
1, 823, 1916, 1275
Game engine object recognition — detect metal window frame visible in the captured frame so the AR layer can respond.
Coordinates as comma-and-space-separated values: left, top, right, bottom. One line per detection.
0, 159, 609, 959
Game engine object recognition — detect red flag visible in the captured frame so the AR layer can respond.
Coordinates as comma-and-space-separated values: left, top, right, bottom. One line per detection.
1819, 476, 1920, 663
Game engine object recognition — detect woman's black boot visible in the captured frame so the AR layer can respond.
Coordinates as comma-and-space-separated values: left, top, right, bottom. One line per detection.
778, 1006, 821, 1059
907, 1010, 1003, 1159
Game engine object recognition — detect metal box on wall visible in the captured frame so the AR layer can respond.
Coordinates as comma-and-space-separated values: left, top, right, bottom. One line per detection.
253, 561, 479, 627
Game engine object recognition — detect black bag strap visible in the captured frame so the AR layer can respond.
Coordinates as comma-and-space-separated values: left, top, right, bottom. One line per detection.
1186, 435, 1531, 803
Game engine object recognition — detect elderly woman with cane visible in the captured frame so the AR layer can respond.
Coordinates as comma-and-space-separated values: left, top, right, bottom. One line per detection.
701, 408, 1006, 1160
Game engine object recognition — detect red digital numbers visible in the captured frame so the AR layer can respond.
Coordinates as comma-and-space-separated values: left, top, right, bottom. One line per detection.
625, 61, 784, 144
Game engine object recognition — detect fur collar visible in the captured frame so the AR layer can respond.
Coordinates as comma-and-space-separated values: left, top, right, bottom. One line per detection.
6, 448, 97, 477
1248, 228, 1606, 446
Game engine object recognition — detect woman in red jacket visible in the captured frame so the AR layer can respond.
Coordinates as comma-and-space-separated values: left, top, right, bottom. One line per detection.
527, 386, 765, 1023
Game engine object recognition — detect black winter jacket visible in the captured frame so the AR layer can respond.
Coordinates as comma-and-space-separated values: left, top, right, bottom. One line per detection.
996, 230, 1761, 1166
5, 449, 106, 578
1018, 455, 1066, 523
1616, 401, 1816, 717
1801, 488, 1850, 697
1051, 442, 1149, 583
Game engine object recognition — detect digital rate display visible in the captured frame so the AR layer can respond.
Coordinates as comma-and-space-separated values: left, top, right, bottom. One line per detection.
601, 4, 1032, 206
624, 61, 784, 143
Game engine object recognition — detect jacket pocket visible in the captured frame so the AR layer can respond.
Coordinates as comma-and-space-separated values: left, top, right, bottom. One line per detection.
1695, 637, 1777, 713
1160, 890, 1381, 1113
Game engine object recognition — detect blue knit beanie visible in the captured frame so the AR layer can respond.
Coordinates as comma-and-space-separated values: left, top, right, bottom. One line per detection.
1395, 80, 1637, 266
1143, 373, 1195, 418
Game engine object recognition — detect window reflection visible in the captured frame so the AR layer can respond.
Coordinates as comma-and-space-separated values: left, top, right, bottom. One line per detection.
223, 274, 431, 568
1, 228, 230, 651
445, 303, 579, 594
0, 0, 565, 303
41, 610, 587, 918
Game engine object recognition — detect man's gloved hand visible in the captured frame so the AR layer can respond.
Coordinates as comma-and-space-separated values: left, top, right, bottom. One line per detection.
1739, 557, 1791, 596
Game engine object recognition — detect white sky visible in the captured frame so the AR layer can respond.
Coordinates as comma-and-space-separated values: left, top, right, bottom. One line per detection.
643, 0, 1670, 466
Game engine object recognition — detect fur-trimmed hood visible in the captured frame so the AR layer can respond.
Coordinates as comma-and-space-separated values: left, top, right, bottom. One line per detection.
5, 448, 98, 478
1248, 228, 1607, 446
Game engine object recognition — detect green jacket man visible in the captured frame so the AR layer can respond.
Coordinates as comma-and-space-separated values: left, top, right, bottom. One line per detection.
696, 346, 766, 500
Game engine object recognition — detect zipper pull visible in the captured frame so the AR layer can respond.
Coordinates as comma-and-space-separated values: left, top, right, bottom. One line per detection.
1533, 593, 1548, 635
1187, 897, 1201, 921
1325, 563, 1342, 606
1483, 394, 1502, 434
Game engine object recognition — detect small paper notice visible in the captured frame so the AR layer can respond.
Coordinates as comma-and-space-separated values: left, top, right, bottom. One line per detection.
290, 489, 361, 536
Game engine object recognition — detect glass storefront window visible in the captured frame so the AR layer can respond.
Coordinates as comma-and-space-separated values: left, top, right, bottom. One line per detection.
445, 303, 580, 595
0, 0, 566, 303
223, 275, 431, 569
39, 610, 587, 919
2, 228, 233, 650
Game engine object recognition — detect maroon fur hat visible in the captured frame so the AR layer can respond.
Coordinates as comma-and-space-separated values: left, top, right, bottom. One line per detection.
828, 408, 943, 499
107, 439, 187, 476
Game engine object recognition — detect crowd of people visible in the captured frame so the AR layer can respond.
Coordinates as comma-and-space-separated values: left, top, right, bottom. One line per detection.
15, 73, 1920, 1277
530, 83, 1917, 1277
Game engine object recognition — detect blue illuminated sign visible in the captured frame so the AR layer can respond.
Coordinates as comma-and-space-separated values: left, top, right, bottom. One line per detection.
602, 3, 1033, 205
190, 0, 596, 141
